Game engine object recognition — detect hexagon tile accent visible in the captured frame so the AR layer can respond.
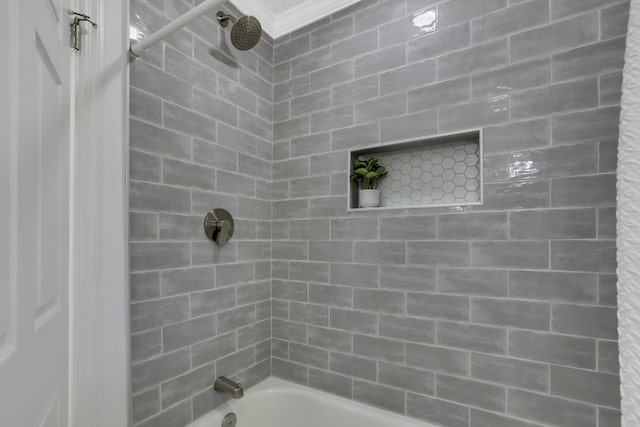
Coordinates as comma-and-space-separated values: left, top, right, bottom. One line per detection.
377, 140, 480, 208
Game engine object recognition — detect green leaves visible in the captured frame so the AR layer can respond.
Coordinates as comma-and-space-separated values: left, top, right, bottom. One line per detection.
350, 156, 388, 190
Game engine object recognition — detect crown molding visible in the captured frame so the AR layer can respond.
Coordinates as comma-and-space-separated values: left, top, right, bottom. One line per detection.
231, 0, 362, 39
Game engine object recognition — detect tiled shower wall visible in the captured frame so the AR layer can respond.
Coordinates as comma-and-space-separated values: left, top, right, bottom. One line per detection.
128, 0, 274, 425
271, 1, 626, 427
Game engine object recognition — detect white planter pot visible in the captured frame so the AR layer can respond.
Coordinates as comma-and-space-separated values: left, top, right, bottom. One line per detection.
359, 189, 380, 208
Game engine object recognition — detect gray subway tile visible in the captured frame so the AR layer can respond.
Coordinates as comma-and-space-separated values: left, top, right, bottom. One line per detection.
332, 76, 379, 107
160, 266, 214, 296
308, 325, 352, 352
353, 380, 405, 413
289, 219, 330, 240
354, 289, 406, 314
408, 293, 469, 321
438, 39, 508, 79
508, 143, 598, 180
551, 240, 617, 273
130, 119, 191, 160
354, 0, 406, 33
272, 319, 307, 343
471, 298, 550, 330
552, 304, 618, 339
308, 368, 353, 399
330, 308, 377, 334
483, 118, 550, 155
131, 271, 161, 302
289, 302, 329, 327
309, 241, 353, 262
471, 0, 549, 44
438, 321, 507, 354
130, 211, 159, 241
381, 59, 437, 95
510, 208, 596, 239
136, 400, 192, 427
163, 102, 217, 143
162, 315, 216, 352
550, 365, 620, 407
379, 315, 436, 343
130, 242, 191, 272
331, 218, 379, 240
551, 174, 616, 208
130, 150, 161, 183
437, 374, 506, 412
132, 388, 161, 424
311, 105, 355, 133
379, 361, 435, 395
130, 181, 191, 214
600, 71, 623, 106
438, 0, 508, 27
354, 241, 406, 265
484, 180, 549, 210
272, 280, 308, 302
552, 106, 621, 144
380, 265, 437, 292
471, 353, 548, 392
408, 77, 470, 112
509, 270, 598, 303
330, 263, 378, 288
439, 95, 509, 132
599, 407, 622, 427
309, 283, 353, 308
331, 29, 379, 63
470, 409, 543, 427
407, 241, 470, 267
510, 13, 599, 62
380, 216, 437, 240
552, 37, 626, 81
271, 358, 308, 384
161, 363, 215, 407
354, 93, 407, 124
438, 212, 507, 240
599, 273, 618, 307
438, 269, 508, 297
551, 0, 622, 19
407, 392, 470, 427
380, 110, 439, 142
217, 305, 256, 334
289, 342, 329, 369
508, 330, 596, 368
601, 1, 630, 39
598, 339, 620, 374
471, 241, 549, 269
132, 329, 162, 364
354, 334, 405, 363
406, 343, 470, 376
407, 23, 471, 63
508, 389, 596, 427
472, 58, 550, 99
130, 60, 192, 108
330, 352, 377, 381
332, 123, 379, 150
511, 78, 598, 119
132, 349, 190, 393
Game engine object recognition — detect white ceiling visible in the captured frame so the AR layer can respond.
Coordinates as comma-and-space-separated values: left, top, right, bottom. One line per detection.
231, 0, 362, 39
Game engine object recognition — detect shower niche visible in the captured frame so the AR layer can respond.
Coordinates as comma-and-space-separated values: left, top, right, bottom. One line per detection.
348, 130, 483, 211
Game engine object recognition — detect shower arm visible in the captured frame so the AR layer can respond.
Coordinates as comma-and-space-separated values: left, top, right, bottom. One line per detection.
129, 0, 225, 57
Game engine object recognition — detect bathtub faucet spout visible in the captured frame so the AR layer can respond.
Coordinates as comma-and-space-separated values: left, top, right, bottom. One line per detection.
214, 376, 244, 399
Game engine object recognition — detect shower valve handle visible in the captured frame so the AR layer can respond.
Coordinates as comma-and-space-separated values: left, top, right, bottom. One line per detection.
204, 209, 234, 246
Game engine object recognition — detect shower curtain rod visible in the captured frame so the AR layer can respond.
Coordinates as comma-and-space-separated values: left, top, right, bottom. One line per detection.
130, 0, 225, 57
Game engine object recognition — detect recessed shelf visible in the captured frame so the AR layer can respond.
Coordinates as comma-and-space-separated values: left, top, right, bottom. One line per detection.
348, 129, 483, 212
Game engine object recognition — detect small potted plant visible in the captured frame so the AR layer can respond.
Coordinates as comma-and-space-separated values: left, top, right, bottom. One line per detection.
351, 156, 388, 208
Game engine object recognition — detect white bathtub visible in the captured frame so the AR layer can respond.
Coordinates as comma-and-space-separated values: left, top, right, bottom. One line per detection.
188, 377, 436, 427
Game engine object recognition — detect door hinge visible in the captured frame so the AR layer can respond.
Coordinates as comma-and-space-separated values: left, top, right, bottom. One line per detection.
69, 11, 97, 52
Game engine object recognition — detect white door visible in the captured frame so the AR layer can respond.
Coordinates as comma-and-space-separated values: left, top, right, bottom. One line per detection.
1, 0, 72, 425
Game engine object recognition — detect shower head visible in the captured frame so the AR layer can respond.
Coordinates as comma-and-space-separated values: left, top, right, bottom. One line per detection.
216, 11, 262, 51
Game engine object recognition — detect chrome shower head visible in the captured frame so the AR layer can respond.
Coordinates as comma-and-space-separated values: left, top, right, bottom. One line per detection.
216, 11, 262, 51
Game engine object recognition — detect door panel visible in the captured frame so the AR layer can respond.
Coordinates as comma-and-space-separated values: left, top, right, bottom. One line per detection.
1, 0, 71, 425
